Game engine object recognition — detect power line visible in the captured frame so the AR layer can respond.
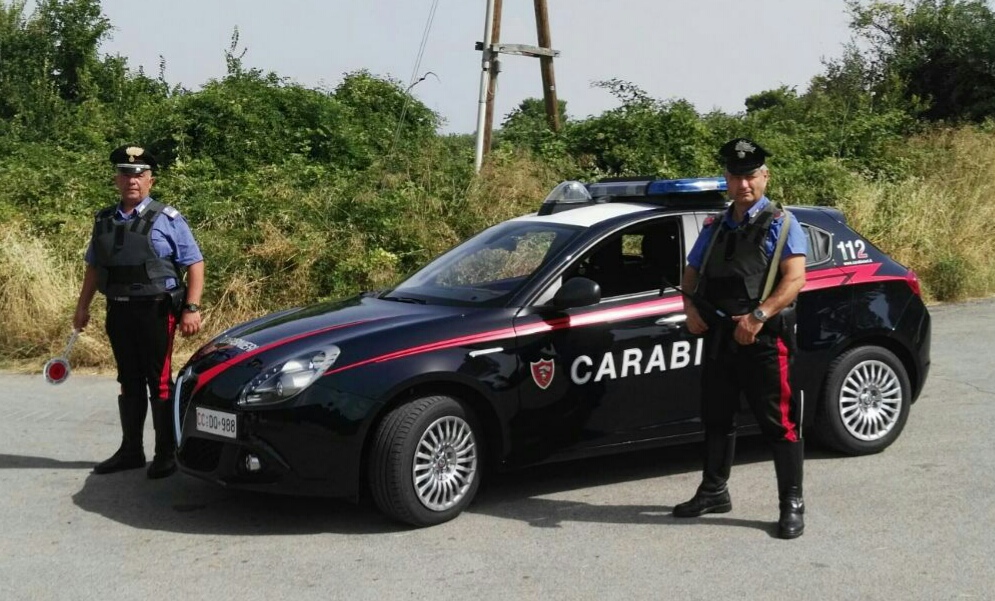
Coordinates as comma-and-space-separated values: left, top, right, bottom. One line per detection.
381, 0, 441, 184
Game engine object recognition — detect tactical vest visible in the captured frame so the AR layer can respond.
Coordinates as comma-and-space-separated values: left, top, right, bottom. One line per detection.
91, 200, 182, 297
698, 202, 782, 316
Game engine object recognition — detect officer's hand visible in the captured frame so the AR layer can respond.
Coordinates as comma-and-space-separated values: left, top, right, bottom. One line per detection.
685, 306, 709, 335
72, 307, 90, 331
180, 310, 202, 337
732, 314, 763, 345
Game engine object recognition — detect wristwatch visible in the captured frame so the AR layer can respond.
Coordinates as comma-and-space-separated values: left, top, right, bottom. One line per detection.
183, 303, 200, 313
751, 307, 769, 323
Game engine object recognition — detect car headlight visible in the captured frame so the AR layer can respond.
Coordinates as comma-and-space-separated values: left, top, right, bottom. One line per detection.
238, 345, 341, 406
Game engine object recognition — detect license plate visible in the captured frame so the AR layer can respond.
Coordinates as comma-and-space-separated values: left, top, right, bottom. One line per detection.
195, 407, 237, 439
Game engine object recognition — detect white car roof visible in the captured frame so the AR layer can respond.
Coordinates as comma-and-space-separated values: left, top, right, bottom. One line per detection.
511, 202, 655, 228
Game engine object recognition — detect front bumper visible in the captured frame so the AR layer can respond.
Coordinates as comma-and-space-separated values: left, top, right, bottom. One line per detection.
173, 372, 368, 499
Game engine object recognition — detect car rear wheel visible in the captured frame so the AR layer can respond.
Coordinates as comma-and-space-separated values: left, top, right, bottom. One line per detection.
816, 346, 911, 455
369, 395, 481, 526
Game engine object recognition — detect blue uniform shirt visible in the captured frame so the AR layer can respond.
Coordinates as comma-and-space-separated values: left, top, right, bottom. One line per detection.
85, 196, 203, 290
687, 196, 807, 270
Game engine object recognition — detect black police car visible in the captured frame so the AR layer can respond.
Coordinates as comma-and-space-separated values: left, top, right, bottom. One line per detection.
174, 177, 930, 526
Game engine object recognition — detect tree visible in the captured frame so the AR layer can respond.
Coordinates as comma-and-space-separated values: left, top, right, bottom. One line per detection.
566, 79, 714, 177
497, 97, 569, 157
849, 0, 995, 122
745, 86, 799, 114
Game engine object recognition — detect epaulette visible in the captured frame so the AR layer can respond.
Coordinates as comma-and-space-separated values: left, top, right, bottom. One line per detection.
162, 206, 180, 220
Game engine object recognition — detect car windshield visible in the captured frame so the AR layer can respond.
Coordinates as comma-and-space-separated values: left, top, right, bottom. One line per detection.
383, 220, 582, 307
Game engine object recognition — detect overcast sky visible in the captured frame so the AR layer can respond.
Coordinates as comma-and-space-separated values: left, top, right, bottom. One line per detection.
93, 0, 855, 133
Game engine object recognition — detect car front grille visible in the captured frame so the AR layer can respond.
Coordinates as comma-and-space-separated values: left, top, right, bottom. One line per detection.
179, 436, 223, 472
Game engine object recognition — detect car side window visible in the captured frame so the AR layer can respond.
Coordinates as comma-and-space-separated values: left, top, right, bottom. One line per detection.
802, 224, 833, 266
567, 218, 684, 300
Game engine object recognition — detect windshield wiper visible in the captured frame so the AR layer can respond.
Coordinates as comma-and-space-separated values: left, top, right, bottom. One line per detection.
381, 295, 427, 305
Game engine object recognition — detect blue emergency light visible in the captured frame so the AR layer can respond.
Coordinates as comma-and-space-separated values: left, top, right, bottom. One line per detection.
646, 177, 726, 195
538, 176, 729, 216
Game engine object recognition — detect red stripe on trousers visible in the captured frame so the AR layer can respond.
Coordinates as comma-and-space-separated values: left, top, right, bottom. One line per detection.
776, 337, 799, 442
157, 311, 177, 402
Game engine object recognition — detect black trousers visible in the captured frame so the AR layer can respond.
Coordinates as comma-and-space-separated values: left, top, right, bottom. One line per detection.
699, 314, 801, 443
105, 296, 178, 405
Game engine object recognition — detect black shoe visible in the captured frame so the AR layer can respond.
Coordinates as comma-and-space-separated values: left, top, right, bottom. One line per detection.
777, 496, 805, 539
146, 454, 176, 479
93, 448, 146, 474
673, 488, 732, 518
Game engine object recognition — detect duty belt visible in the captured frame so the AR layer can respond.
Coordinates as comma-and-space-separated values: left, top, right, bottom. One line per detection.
109, 295, 166, 303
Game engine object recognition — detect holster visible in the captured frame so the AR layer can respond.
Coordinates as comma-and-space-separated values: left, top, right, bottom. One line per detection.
167, 286, 187, 314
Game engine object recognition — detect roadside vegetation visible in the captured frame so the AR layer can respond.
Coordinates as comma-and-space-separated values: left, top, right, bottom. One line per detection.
2, 0, 995, 370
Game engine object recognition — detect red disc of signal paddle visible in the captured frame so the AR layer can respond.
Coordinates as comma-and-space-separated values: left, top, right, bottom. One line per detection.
44, 358, 70, 384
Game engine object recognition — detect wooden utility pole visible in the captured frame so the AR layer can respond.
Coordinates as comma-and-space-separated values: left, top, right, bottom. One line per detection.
534, 0, 561, 132
482, 0, 504, 155
474, 0, 561, 172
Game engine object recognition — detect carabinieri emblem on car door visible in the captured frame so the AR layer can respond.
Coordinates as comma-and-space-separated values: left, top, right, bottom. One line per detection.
530, 358, 555, 390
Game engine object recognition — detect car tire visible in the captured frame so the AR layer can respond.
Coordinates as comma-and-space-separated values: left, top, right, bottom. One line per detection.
369, 395, 482, 527
815, 346, 911, 455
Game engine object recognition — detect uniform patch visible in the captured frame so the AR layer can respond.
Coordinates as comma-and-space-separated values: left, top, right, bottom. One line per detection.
530, 359, 555, 390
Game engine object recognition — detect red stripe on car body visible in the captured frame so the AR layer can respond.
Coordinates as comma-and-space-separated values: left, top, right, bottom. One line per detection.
205, 263, 908, 386
191, 320, 373, 394
802, 262, 907, 292
326, 297, 686, 375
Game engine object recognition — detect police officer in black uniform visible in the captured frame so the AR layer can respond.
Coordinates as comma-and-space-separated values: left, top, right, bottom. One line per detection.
73, 145, 205, 479
674, 138, 809, 539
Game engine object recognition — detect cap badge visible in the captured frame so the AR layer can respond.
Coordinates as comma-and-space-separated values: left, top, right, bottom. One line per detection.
125, 146, 144, 163
734, 140, 755, 159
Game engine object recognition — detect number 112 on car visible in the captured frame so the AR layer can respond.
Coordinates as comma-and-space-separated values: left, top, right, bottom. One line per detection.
837, 239, 868, 261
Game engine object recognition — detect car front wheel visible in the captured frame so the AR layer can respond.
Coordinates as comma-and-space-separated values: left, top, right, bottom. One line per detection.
369, 395, 481, 526
816, 346, 912, 455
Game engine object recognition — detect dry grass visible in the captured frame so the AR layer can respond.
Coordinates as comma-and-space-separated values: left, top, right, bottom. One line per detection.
463, 153, 562, 227
838, 127, 995, 301
0, 220, 263, 373
0, 219, 109, 370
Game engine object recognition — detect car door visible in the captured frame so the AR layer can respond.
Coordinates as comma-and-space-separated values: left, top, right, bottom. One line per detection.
508, 215, 705, 464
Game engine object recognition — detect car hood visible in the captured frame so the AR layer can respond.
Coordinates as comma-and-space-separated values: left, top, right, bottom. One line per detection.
186, 295, 471, 371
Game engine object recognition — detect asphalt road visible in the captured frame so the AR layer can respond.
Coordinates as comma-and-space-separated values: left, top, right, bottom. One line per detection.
1, 299, 993, 601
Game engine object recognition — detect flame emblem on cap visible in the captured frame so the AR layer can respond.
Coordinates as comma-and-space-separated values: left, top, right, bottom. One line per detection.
734, 140, 755, 159
125, 146, 144, 163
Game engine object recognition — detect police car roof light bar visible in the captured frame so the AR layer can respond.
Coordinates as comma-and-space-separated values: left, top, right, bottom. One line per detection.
645, 177, 726, 195
538, 177, 729, 216
538, 180, 597, 216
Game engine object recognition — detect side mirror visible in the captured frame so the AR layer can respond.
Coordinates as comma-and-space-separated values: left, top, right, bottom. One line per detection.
553, 277, 601, 309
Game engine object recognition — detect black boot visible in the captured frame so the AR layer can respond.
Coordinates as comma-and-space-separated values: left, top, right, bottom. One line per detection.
147, 400, 177, 479
93, 395, 146, 474
773, 440, 805, 539
674, 431, 736, 517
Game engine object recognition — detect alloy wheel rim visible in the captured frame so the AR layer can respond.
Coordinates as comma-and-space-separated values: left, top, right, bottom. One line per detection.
839, 359, 903, 441
412, 415, 478, 511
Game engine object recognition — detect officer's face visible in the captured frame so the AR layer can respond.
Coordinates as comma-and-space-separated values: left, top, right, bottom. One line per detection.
114, 169, 155, 205
724, 168, 769, 206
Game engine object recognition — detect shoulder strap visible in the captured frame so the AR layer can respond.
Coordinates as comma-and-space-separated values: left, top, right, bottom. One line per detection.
760, 208, 792, 302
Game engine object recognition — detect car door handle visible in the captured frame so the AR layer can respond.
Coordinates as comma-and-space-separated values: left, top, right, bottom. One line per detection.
655, 314, 687, 325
